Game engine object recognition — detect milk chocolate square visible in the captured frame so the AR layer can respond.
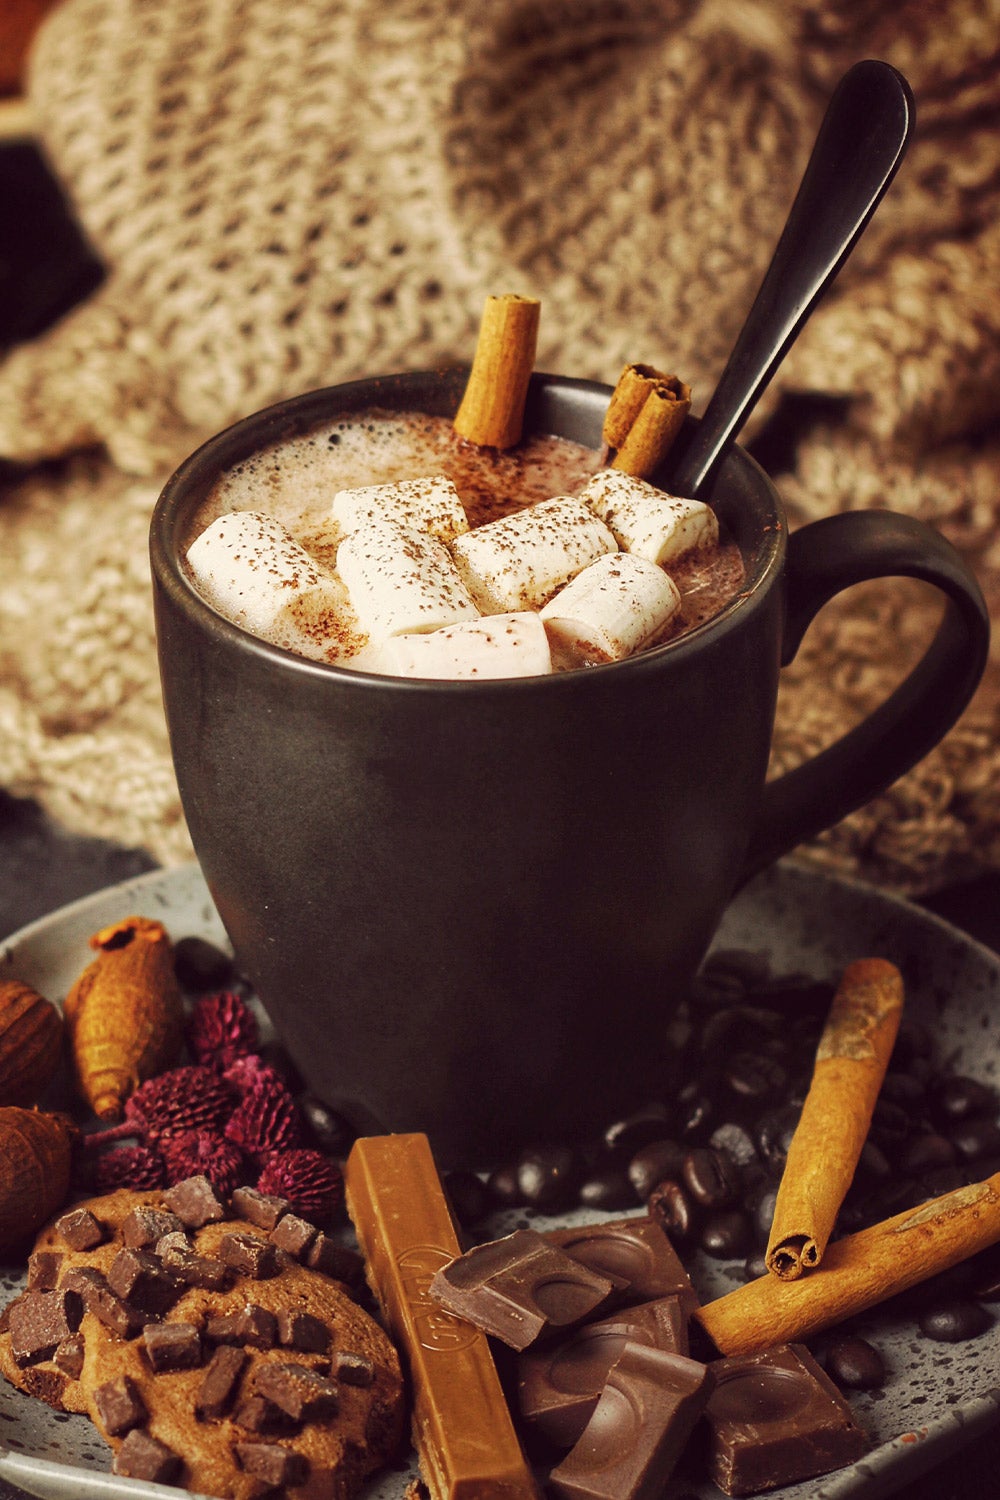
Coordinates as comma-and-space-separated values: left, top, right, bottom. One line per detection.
549, 1343, 714, 1499
705, 1343, 870, 1496
544, 1217, 696, 1312
8, 1289, 82, 1366
517, 1295, 691, 1449
429, 1229, 616, 1350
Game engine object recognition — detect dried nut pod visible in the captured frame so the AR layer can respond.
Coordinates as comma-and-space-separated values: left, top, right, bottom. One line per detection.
0, 1107, 76, 1254
63, 917, 184, 1121
0, 981, 63, 1105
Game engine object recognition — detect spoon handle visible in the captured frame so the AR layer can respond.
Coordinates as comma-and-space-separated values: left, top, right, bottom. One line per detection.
666, 59, 915, 500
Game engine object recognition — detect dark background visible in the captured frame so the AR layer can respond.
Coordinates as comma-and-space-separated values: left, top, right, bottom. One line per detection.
1, 135, 999, 1500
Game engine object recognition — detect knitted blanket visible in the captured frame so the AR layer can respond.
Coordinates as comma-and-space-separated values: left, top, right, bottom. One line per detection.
1, 0, 998, 891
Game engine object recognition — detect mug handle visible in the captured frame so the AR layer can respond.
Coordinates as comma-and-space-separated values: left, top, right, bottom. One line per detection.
740, 510, 990, 882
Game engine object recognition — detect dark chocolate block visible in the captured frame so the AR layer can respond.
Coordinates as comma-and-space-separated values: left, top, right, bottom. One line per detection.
107, 1247, 180, 1315
219, 1231, 279, 1279
254, 1362, 339, 1421
196, 1345, 248, 1420
705, 1343, 869, 1496
8, 1289, 82, 1366
122, 1207, 184, 1249
429, 1229, 616, 1350
163, 1174, 227, 1228
54, 1207, 106, 1251
518, 1295, 690, 1448
94, 1373, 147, 1436
234, 1441, 308, 1487
157, 1241, 230, 1291
142, 1320, 202, 1372
205, 1304, 277, 1351
53, 1332, 85, 1380
234, 1394, 296, 1434
304, 1233, 364, 1284
113, 1428, 183, 1484
545, 1218, 697, 1312
270, 1212, 318, 1258
26, 1250, 63, 1292
231, 1186, 290, 1230
331, 1349, 375, 1387
549, 1343, 714, 1500
276, 1309, 330, 1353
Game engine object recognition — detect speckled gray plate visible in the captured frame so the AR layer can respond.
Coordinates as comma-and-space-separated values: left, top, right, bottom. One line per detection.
1, 858, 999, 1500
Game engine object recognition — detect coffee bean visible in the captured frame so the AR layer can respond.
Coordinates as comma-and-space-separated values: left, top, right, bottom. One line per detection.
891, 1018, 935, 1068
723, 1052, 787, 1110
486, 1163, 522, 1208
682, 1148, 740, 1210
897, 1133, 957, 1175
602, 1104, 672, 1157
918, 1298, 993, 1343
628, 1140, 686, 1201
701, 949, 770, 991
931, 1075, 997, 1126
699, 1209, 751, 1260
869, 1099, 911, 1152
825, 1337, 886, 1389
745, 1181, 779, 1247
709, 1122, 758, 1171
948, 1118, 1000, 1163
516, 1146, 578, 1211
880, 1070, 927, 1112
743, 1249, 768, 1281
754, 1105, 801, 1169
675, 1083, 716, 1142
576, 1163, 636, 1212
298, 1096, 354, 1156
646, 1180, 699, 1248
443, 1171, 491, 1229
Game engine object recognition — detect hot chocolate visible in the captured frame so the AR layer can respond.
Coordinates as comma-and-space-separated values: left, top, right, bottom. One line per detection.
184, 409, 745, 676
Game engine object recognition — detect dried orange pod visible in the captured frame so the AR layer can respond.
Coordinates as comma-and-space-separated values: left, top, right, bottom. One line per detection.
0, 1107, 76, 1254
63, 916, 184, 1121
0, 979, 63, 1105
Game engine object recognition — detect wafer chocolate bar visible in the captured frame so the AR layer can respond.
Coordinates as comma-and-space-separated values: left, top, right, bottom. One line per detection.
345, 1133, 541, 1499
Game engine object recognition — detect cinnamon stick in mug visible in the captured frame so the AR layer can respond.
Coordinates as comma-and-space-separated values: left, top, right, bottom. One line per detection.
765, 958, 904, 1281
453, 292, 540, 449
602, 363, 668, 450
699, 1170, 1000, 1356
612, 374, 691, 478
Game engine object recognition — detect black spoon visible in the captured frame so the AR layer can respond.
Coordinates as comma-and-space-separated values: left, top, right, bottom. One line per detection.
665, 59, 915, 500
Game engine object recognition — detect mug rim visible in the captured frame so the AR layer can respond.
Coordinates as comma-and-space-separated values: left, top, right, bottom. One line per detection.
150, 369, 788, 692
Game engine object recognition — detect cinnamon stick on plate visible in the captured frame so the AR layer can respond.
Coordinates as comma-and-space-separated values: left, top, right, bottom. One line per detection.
602, 363, 691, 477
698, 1170, 1000, 1356
765, 958, 904, 1281
453, 293, 540, 449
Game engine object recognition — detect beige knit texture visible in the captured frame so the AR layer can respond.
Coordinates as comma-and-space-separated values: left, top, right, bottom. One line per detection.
0, 0, 998, 889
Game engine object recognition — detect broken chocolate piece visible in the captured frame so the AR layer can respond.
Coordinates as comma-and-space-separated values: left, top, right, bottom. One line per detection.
234, 1441, 308, 1487
219, 1231, 279, 1279
254, 1362, 339, 1421
108, 1247, 180, 1315
123, 1206, 184, 1249
231, 1185, 290, 1230
94, 1373, 147, 1436
277, 1309, 330, 1353
142, 1320, 202, 1372
53, 1331, 85, 1380
113, 1427, 183, 1484
206, 1304, 277, 1351
234, 1394, 296, 1435
331, 1349, 375, 1387
20, 1365, 68, 1407
54, 1207, 106, 1251
157, 1240, 230, 1291
196, 1344, 248, 1420
518, 1296, 691, 1449
429, 1229, 615, 1350
8, 1289, 82, 1366
163, 1174, 227, 1228
89, 1282, 147, 1340
545, 1218, 697, 1312
705, 1344, 869, 1496
304, 1233, 364, 1284
549, 1343, 714, 1500
26, 1250, 63, 1292
270, 1213, 318, 1258
60, 1265, 110, 1308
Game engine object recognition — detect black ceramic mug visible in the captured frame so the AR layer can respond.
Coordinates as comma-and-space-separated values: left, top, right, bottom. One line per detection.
151, 369, 989, 1167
